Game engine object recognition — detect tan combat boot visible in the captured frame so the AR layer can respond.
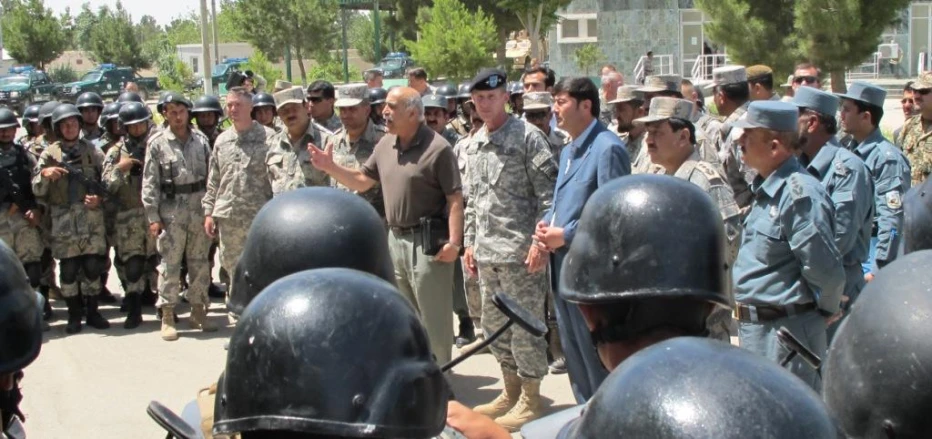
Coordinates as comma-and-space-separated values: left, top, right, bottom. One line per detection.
495, 378, 544, 431
459, 332, 489, 355
160, 305, 179, 341
190, 304, 218, 332
473, 368, 521, 418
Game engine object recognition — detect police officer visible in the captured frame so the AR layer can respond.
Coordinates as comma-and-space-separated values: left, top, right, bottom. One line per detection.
464, 69, 556, 430
424, 94, 460, 146
251, 92, 277, 130
0, 239, 43, 438
103, 102, 159, 329
265, 86, 332, 197
76, 91, 104, 142
33, 103, 110, 334
0, 109, 45, 320
837, 82, 911, 279
116, 91, 144, 105
559, 337, 840, 438
791, 87, 875, 320
214, 268, 450, 439
15, 105, 41, 146
141, 92, 215, 341
368, 87, 388, 126
823, 250, 932, 438
436, 83, 461, 131
732, 101, 844, 390
508, 81, 524, 117
327, 84, 386, 217
190, 95, 225, 148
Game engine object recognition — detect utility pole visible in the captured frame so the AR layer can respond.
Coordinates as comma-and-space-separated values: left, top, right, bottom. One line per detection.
200, 0, 214, 94
211, 0, 220, 65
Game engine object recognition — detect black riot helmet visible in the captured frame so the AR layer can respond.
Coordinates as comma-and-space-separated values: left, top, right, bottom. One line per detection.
75, 91, 104, 109
38, 100, 61, 127
22, 104, 41, 125
251, 92, 275, 109
0, 108, 20, 129
507, 81, 524, 96
214, 268, 448, 438
436, 83, 458, 98
228, 187, 394, 316
904, 178, 932, 253
99, 102, 122, 126
191, 95, 223, 115
52, 104, 82, 140
117, 91, 144, 104
0, 239, 43, 375
368, 87, 388, 105
119, 102, 152, 126
156, 91, 171, 114
823, 250, 932, 438
558, 337, 840, 439
456, 82, 471, 100
160, 91, 192, 110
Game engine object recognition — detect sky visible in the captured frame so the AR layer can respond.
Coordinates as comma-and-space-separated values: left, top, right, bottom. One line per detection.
44, 0, 217, 25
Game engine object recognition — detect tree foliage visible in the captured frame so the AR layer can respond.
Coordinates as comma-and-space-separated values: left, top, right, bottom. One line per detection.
242, 51, 283, 86
574, 43, 603, 76
1, 0, 69, 69
405, 0, 497, 81
156, 51, 194, 92
84, 2, 149, 70
348, 11, 392, 64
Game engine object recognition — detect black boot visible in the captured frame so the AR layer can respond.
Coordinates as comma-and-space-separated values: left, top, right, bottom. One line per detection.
454, 313, 476, 349
65, 296, 83, 334
123, 293, 143, 329
85, 295, 111, 329
98, 271, 118, 304
141, 279, 158, 307
39, 285, 53, 321
120, 295, 128, 313
208, 282, 227, 299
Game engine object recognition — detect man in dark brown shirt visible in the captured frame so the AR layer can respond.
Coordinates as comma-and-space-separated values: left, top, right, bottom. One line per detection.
310, 86, 463, 365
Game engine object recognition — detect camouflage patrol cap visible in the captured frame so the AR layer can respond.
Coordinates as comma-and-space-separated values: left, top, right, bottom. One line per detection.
422, 94, 447, 109
638, 75, 681, 93
746, 65, 773, 83
913, 72, 932, 91
523, 92, 553, 110
272, 79, 293, 93
634, 97, 695, 124
335, 84, 369, 108
607, 85, 643, 104
713, 65, 747, 86
274, 86, 305, 110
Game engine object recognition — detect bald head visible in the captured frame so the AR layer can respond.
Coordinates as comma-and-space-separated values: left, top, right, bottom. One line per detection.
384, 87, 424, 137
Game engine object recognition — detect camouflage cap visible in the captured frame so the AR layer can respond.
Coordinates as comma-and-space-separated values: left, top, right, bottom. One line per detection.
523, 92, 553, 110
713, 65, 747, 86
638, 75, 682, 93
607, 85, 643, 104
335, 84, 369, 108
273, 86, 305, 110
913, 72, 932, 91
273, 80, 293, 93
746, 65, 773, 82
422, 94, 447, 109
634, 97, 695, 124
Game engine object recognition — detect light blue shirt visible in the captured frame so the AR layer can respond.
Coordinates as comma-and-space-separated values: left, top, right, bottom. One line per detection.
853, 129, 911, 267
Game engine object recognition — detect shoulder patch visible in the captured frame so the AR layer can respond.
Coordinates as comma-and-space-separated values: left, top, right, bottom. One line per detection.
531, 148, 557, 180
885, 190, 903, 209
788, 175, 810, 201
695, 161, 725, 183
833, 159, 848, 176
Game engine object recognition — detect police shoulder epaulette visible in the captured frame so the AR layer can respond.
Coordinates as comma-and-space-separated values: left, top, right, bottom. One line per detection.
695, 161, 724, 183
833, 159, 849, 176
788, 174, 811, 201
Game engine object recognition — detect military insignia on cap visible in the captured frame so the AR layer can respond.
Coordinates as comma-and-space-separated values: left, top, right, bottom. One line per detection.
523, 92, 553, 110
335, 84, 369, 108
489, 75, 499, 88
886, 191, 903, 209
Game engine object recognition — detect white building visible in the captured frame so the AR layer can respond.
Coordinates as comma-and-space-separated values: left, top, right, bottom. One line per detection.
176, 42, 254, 77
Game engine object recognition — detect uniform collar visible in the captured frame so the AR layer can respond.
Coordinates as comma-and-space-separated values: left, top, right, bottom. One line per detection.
757, 156, 802, 199
803, 142, 839, 179
855, 128, 886, 156
163, 125, 194, 143
673, 149, 702, 179
482, 115, 521, 145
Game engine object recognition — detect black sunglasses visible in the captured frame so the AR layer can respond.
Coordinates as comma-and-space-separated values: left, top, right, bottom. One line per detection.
793, 76, 819, 84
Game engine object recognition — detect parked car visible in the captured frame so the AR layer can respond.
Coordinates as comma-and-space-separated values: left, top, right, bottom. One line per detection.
0, 67, 58, 114
375, 52, 416, 79
57, 64, 160, 102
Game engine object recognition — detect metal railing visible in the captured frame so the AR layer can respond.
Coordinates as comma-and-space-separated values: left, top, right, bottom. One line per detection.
919, 52, 928, 75
633, 54, 675, 83
689, 53, 729, 82
845, 52, 880, 80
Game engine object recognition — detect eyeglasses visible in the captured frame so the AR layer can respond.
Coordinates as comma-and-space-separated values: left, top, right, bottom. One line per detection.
793, 76, 819, 85
525, 111, 549, 120
308, 96, 324, 103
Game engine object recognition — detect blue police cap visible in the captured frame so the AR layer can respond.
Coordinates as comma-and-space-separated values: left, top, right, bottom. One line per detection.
732, 101, 798, 132
835, 81, 887, 108
791, 87, 839, 117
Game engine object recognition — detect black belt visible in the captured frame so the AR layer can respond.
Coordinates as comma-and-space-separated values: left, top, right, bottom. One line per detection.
734, 302, 817, 322
163, 181, 206, 195
388, 224, 421, 234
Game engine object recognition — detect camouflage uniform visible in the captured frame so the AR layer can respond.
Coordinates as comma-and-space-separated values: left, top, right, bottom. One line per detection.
81, 125, 103, 143
94, 132, 126, 287
545, 128, 570, 160
266, 120, 332, 197
103, 129, 159, 296
26, 135, 56, 290
141, 127, 212, 307
0, 142, 43, 278
894, 114, 932, 186
464, 116, 556, 379
327, 121, 386, 215
203, 122, 274, 306
452, 134, 481, 327
317, 113, 343, 133
717, 102, 755, 210
32, 139, 108, 299
441, 127, 461, 147
626, 132, 651, 174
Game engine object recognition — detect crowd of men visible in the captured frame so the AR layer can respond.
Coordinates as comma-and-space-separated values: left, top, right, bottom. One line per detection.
1, 55, 932, 439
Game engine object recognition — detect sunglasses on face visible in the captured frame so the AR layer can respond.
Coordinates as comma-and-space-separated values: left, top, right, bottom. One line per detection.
794, 76, 819, 84
525, 111, 549, 120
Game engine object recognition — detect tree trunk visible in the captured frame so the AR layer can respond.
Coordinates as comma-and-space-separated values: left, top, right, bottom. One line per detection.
496, 27, 508, 69
830, 69, 847, 93
295, 47, 308, 85
526, 10, 540, 62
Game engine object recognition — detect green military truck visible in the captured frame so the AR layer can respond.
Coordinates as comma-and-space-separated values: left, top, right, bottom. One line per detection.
57, 64, 160, 102
0, 66, 58, 115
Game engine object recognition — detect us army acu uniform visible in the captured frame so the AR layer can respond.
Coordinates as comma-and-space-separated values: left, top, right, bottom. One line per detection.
465, 102, 556, 428
841, 83, 912, 274
451, 134, 482, 340
895, 72, 932, 187
639, 98, 741, 342
266, 87, 332, 197
203, 120, 274, 310
328, 85, 387, 216
713, 65, 755, 211
141, 122, 214, 339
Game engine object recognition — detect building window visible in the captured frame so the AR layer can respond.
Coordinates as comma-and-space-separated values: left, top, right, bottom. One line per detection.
192, 57, 199, 74
558, 13, 598, 43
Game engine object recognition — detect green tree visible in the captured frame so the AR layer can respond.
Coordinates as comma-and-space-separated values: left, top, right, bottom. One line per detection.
348, 11, 392, 64
574, 43, 603, 76
405, 0, 497, 81
48, 64, 78, 83
85, 2, 150, 69
156, 51, 194, 92
242, 51, 284, 86
1, 0, 69, 69
70, 2, 97, 50
696, 0, 910, 92
496, 0, 571, 61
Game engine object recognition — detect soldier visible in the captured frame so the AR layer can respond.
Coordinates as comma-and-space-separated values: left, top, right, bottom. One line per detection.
407, 67, 434, 97
271, 79, 292, 93
306, 80, 343, 132
453, 83, 474, 136
425, 94, 460, 146
823, 250, 932, 438
203, 87, 274, 314
93, 100, 125, 305
606, 85, 646, 161
190, 95, 225, 148
102, 102, 159, 329
523, 92, 569, 160
838, 82, 912, 280
893, 81, 918, 143
463, 69, 555, 430
266, 86, 332, 197
791, 87, 875, 322
251, 92, 278, 131
746, 64, 780, 101
33, 103, 110, 334
15, 104, 42, 146
141, 93, 215, 341
97, 102, 124, 151
29, 101, 62, 304
712, 65, 755, 210
116, 91, 144, 105
638, 97, 741, 341
896, 73, 932, 187
76, 91, 104, 142
681, 78, 723, 143
508, 81, 525, 117
436, 83, 461, 130
368, 87, 388, 126
597, 71, 622, 126
452, 112, 484, 351
213, 268, 450, 439
363, 68, 384, 88
0, 109, 46, 321
732, 101, 844, 390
